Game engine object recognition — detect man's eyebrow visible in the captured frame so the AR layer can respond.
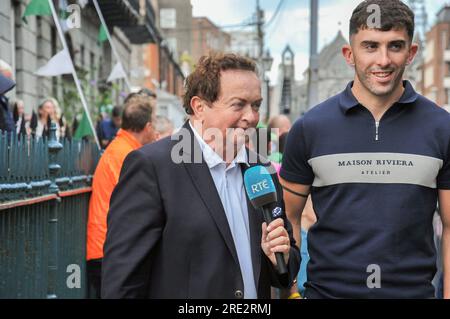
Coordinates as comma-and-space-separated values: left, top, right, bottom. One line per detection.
225, 97, 263, 105
224, 97, 247, 103
389, 40, 407, 45
360, 40, 407, 46
361, 40, 379, 46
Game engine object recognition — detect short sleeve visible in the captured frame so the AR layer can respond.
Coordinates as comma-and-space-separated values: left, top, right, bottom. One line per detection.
280, 118, 314, 185
437, 137, 450, 189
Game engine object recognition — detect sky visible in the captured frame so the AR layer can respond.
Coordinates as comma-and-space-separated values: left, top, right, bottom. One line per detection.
191, 0, 448, 83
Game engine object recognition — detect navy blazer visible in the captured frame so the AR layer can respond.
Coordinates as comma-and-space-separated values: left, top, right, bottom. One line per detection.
102, 122, 300, 299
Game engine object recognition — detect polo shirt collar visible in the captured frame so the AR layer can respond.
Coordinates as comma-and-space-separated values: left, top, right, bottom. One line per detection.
339, 80, 420, 114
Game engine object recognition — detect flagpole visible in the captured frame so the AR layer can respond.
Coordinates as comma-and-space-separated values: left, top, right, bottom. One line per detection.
92, 0, 132, 91
47, 0, 101, 150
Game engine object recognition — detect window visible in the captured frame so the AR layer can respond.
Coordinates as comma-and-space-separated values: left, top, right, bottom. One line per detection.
425, 39, 434, 64
90, 51, 95, 79
51, 26, 58, 98
206, 33, 219, 50
160, 8, 176, 29
166, 38, 177, 57
90, 51, 96, 104
424, 66, 434, 89
80, 45, 85, 68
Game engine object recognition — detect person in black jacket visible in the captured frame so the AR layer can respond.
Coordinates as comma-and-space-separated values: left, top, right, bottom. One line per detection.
102, 53, 300, 299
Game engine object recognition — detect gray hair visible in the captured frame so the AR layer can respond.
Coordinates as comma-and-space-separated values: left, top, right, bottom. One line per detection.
154, 116, 174, 135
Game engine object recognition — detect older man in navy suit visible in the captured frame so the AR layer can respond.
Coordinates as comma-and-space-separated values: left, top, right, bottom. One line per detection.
102, 53, 300, 299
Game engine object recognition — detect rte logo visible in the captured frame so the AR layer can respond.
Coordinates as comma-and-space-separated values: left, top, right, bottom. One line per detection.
251, 180, 270, 193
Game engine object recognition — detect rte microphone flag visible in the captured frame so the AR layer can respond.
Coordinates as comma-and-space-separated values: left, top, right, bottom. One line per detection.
243, 165, 288, 275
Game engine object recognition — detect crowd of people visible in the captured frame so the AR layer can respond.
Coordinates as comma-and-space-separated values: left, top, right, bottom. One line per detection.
0, 67, 173, 149
0, 92, 71, 140
1, 0, 449, 300
0, 60, 77, 140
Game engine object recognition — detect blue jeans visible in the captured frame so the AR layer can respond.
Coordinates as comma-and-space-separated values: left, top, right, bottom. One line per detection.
297, 229, 310, 295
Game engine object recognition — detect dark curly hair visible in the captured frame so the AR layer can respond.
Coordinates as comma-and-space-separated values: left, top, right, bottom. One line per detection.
183, 53, 258, 115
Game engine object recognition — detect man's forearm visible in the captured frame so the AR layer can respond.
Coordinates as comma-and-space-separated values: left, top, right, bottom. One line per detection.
291, 217, 301, 250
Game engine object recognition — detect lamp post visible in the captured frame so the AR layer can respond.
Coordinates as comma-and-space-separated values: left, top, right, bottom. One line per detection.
261, 50, 273, 123
307, 0, 319, 110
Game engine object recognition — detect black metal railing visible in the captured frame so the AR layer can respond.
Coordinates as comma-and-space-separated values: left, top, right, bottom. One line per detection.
0, 124, 100, 298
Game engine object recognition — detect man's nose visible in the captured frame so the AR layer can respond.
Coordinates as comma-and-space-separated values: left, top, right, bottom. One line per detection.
376, 47, 392, 68
241, 104, 259, 124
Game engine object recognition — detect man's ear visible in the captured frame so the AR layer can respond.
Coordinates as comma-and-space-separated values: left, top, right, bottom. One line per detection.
406, 42, 419, 65
342, 44, 355, 67
190, 96, 205, 120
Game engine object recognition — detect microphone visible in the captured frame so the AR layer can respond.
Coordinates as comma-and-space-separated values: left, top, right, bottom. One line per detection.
243, 165, 288, 275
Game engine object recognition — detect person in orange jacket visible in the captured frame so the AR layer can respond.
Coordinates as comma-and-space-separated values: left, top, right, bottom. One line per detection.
86, 93, 158, 298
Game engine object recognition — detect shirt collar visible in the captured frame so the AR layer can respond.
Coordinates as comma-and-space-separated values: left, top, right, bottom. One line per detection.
189, 121, 248, 169
116, 129, 142, 149
339, 80, 419, 114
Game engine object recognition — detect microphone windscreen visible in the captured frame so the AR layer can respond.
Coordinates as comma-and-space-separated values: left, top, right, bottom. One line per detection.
244, 165, 277, 209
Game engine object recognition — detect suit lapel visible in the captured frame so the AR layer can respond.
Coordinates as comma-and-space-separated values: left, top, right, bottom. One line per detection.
180, 122, 268, 290
181, 122, 239, 265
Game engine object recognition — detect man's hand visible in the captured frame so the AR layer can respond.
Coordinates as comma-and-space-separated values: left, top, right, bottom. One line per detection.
261, 218, 290, 266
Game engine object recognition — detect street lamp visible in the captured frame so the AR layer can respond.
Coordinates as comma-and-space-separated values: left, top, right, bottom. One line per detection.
262, 50, 274, 75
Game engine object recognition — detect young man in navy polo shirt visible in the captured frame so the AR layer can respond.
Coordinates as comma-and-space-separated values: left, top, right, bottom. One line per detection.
280, 0, 450, 298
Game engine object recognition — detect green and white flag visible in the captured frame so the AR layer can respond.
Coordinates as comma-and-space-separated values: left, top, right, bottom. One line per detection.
35, 49, 74, 77
107, 62, 126, 83
22, 0, 52, 23
74, 111, 93, 139
98, 24, 108, 43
